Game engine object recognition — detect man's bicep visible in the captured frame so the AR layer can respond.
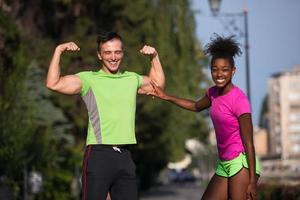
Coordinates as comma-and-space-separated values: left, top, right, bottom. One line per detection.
55, 75, 83, 95
137, 76, 152, 94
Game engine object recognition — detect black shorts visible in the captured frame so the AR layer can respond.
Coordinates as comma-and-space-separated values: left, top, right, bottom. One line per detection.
82, 145, 138, 200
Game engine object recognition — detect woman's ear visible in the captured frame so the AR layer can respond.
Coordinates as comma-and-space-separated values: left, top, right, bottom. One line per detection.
232, 66, 236, 76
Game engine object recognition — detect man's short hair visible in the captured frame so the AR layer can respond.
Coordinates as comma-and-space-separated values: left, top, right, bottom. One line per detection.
97, 31, 123, 51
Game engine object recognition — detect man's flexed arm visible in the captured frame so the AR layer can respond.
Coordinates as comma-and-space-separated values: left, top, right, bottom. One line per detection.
138, 45, 165, 94
46, 42, 82, 95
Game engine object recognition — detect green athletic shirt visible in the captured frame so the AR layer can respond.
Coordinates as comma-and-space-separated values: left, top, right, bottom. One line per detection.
76, 69, 142, 145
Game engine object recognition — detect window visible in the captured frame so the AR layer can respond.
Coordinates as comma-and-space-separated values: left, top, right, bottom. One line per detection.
289, 124, 300, 132
289, 134, 300, 141
290, 104, 300, 110
288, 92, 300, 101
289, 113, 300, 122
292, 144, 300, 153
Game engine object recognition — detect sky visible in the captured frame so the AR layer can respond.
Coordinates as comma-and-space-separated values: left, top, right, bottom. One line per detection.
192, 0, 300, 125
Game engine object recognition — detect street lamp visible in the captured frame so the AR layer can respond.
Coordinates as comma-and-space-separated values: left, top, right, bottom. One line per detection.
208, 0, 251, 103
208, 0, 221, 16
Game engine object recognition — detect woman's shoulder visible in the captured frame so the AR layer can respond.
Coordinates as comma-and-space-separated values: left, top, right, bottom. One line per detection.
206, 86, 217, 99
231, 85, 248, 98
207, 85, 218, 94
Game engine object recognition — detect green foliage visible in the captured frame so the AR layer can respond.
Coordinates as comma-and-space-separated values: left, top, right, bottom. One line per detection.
1, 0, 210, 197
259, 94, 268, 128
23, 63, 83, 199
0, 9, 82, 197
109, 0, 210, 188
0, 11, 34, 196
258, 183, 300, 200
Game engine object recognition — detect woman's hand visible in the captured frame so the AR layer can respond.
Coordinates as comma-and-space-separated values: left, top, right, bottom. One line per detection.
149, 80, 167, 99
246, 182, 257, 200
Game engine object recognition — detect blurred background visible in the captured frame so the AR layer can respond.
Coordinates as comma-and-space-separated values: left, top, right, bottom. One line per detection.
0, 0, 299, 199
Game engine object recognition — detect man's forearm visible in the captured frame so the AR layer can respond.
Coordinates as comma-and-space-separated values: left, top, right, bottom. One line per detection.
46, 48, 62, 88
149, 54, 165, 88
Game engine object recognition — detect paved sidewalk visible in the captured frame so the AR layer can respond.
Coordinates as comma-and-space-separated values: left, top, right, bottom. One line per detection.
140, 182, 204, 200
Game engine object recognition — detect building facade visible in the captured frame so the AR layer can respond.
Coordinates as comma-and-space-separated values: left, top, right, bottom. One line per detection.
268, 65, 300, 159
254, 127, 268, 157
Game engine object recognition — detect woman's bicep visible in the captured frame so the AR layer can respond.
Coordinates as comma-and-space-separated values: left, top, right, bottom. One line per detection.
195, 95, 211, 111
238, 113, 254, 145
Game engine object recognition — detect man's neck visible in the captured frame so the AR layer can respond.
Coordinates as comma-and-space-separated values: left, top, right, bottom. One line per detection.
101, 67, 120, 74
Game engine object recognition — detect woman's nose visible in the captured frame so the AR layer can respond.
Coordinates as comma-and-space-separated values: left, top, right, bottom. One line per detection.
216, 70, 222, 76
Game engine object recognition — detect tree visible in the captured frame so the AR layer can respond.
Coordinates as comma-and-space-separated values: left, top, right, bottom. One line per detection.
259, 94, 268, 129
109, 0, 210, 188
1, 0, 210, 195
0, 10, 34, 196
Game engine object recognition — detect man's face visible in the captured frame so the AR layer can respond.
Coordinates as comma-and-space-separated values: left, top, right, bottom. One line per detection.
97, 39, 124, 74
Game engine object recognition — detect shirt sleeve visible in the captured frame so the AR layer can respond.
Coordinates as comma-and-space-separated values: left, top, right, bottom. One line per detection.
75, 71, 90, 96
233, 93, 251, 117
129, 72, 143, 89
206, 89, 210, 100
137, 74, 143, 88
206, 86, 215, 101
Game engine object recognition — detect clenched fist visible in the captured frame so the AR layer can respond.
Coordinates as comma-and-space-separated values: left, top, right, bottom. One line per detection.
56, 42, 80, 53
139, 45, 157, 59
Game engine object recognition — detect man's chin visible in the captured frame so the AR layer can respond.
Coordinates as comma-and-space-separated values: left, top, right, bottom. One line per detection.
108, 66, 120, 73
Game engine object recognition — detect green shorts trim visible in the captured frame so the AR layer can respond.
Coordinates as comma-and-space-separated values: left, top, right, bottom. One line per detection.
215, 152, 261, 178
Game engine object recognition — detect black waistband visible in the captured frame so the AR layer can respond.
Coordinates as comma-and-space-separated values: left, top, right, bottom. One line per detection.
87, 144, 130, 150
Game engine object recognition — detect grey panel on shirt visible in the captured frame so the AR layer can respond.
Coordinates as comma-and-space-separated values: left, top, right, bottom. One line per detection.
82, 89, 102, 144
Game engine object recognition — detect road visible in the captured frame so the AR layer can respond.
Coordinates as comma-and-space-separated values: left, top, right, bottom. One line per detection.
140, 182, 204, 200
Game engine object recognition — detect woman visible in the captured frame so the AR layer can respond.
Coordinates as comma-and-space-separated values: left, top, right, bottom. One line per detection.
150, 35, 260, 200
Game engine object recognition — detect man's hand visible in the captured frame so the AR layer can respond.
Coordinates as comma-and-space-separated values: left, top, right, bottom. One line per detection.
56, 42, 80, 54
139, 45, 157, 59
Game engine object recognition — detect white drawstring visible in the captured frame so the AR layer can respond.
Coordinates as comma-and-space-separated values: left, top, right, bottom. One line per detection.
112, 146, 122, 153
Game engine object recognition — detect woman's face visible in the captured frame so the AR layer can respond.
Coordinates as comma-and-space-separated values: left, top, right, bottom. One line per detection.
211, 58, 236, 90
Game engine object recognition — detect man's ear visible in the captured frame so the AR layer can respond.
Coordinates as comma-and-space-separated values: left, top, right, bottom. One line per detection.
97, 52, 102, 60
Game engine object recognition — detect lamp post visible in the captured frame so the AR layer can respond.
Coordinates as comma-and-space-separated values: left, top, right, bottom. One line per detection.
208, 0, 251, 103
208, 0, 221, 16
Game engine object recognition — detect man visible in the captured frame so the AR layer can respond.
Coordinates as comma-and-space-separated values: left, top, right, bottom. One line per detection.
46, 31, 165, 200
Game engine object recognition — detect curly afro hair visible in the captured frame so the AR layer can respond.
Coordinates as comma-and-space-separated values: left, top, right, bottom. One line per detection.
204, 34, 242, 67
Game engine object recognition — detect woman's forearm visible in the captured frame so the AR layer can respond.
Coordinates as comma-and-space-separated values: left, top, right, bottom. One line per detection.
162, 94, 199, 112
245, 143, 257, 183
